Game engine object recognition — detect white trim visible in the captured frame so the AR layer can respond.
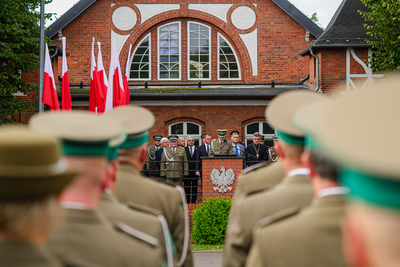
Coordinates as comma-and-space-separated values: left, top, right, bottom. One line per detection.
187, 22, 212, 81
135, 4, 180, 24
128, 33, 151, 81
239, 29, 257, 76
244, 121, 276, 146
188, 4, 233, 23
158, 21, 181, 81
217, 33, 241, 80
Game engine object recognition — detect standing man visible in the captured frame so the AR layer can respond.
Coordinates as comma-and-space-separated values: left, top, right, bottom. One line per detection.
184, 136, 198, 204
196, 132, 212, 177
178, 137, 186, 147
246, 132, 268, 166
156, 137, 169, 172
146, 135, 162, 179
230, 130, 246, 157
209, 129, 235, 157
161, 135, 189, 186
268, 135, 279, 162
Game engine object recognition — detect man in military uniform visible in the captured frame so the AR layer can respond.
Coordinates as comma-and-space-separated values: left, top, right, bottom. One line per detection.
146, 135, 162, 179
208, 129, 236, 156
307, 80, 400, 267
161, 135, 189, 186
29, 111, 163, 267
246, 97, 348, 267
0, 127, 80, 267
106, 106, 193, 267
223, 91, 327, 267
268, 135, 279, 162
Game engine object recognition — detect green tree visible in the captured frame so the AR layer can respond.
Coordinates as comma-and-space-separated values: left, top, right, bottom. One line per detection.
0, 0, 52, 124
360, 0, 400, 72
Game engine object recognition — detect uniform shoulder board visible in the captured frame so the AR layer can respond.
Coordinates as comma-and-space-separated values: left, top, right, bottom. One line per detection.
256, 206, 301, 227
241, 162, 269, 175
127, 201, 162, 216
115, 222, 159, 247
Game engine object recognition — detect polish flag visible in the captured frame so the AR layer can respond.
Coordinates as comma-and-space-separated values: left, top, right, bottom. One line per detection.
89, 37, 105, 112
105, 38, 124, 112
121, 44, 132, 105
61, 37, 72, 110
42, 43, 60, 111
96, 42, 108, 113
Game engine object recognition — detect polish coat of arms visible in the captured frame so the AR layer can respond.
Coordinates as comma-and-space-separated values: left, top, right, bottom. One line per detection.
210, 166, 235, 193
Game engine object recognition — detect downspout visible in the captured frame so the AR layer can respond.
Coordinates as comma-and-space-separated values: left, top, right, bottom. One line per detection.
309, 47, 320, 92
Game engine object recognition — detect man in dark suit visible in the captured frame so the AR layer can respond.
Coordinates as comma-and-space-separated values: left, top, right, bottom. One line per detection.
246, 132, 268, 166
184, 136, 198, 203
195, 132, 212, 178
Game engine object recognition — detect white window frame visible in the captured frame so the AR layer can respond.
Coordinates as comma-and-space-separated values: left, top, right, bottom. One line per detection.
129, 33, 151, 81
169, 121, 202, 146
187, 21, 212, 81
157, 21, 181, 81
217, 33, 241, 81
245, 121, 276, 146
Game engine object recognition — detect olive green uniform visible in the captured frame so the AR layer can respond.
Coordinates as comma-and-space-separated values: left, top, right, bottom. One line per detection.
147, 145, 160, 178
246, 194, 347, 267
223, 172, 313, 267
47, 208, 162, 267
268, 147, 278, 162
160, 147, 189, 186
208, 139, 235, 157
115, 164, 193, 267
99, 191, 173, 265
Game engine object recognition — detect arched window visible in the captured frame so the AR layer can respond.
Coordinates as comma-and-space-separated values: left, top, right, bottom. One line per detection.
245, 121, 275, 147
169, 121, 202, 146
129, 21, 240, 82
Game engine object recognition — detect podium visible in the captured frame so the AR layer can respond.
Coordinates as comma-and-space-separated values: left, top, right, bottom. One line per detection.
201, 156, 244, 199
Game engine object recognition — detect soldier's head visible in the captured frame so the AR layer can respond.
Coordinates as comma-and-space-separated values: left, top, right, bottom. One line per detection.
230, 130, 240, 145
0, 127, 79, 244
160, 137, 169, 148
272, 135, 279, 150
153, 135, 162, 147
178, 137, 185, 147
187, 136, 195, 147
259, 135, 265, 145
169, 135, 179, 148
252, 132, 261, 145
203, 133, 212, 145
217, 130, 227, 141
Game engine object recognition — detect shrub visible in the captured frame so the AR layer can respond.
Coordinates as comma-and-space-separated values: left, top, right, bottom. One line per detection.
191, 197, 232, 245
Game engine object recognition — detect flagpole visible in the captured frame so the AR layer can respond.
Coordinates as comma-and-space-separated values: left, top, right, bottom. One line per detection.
38, 0, 45, 113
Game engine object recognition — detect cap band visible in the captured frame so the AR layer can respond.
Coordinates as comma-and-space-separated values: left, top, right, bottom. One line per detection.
107, 146, 120, 162
119, 132, 149, 149
62, 140, 109, 156
305, 135, 321, 150
277, 131, 305, 146
340, 168, 400, 210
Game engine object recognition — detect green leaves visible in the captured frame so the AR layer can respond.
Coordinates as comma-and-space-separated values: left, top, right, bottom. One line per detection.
191, 197, 232, 245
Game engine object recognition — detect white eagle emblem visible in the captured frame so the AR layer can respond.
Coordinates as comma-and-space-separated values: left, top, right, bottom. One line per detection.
210, 166, 235, 193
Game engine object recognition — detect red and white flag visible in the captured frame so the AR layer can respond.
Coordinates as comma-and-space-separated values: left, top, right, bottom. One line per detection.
105, 38, 124, 112
89, 37, 105, 112
42, 43, 60, 111
96, 42, 108, 113
61, 37, 72, 110
121, 44, 132, 105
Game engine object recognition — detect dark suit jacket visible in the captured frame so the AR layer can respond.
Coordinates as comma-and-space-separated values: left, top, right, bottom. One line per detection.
184, 146, 198, 176
155, 148, 164, 171
246, 143, 268, 166
195, 144, 209, 175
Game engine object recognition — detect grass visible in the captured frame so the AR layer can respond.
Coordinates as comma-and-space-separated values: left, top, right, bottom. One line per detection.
191, 244, 224, 251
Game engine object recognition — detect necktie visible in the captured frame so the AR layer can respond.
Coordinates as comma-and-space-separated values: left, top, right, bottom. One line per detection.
235, 146, 239, 156
190, 147, 193, 157
206, 145, 209, 154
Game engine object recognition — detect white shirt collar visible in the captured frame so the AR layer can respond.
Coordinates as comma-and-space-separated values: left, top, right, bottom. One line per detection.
61, 201, 89, 210
287, 168, 310, 177
318, 186, 350, 198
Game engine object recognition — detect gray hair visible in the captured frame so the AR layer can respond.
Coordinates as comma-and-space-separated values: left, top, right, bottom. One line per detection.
160, 137, 168, 144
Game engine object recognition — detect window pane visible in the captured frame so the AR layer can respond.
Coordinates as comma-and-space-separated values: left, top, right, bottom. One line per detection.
130, 35, 150, 80
189, 22, 210, 80
171, 123, 184, 134
263, 123, 275, 134
158, 23, 180, 79
218, 35, 240, 79
187, 123, 200, 134
246, 122, 259, 135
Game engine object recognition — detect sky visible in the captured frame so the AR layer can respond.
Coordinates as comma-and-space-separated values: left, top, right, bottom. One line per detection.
44, 0, 343, 29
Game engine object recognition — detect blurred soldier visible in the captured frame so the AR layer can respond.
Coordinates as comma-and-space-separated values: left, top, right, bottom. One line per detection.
223, 91, 326, 267
146, 135, 162, 179
106, 106, 193, 267
268, 135, 279, 162
0, 127, 79, 267
208, 129, 235, 157
246, 98, 348, 267
246, 132, 268, 166
178, 137, 185, 147
30, 111, 163, 267
161, 135, 189, 186
308, 80, 400, 267
99, 132, 175, 267
183, 136, 198, 204
156, 137, 169, 172
195, 132, 212, 177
